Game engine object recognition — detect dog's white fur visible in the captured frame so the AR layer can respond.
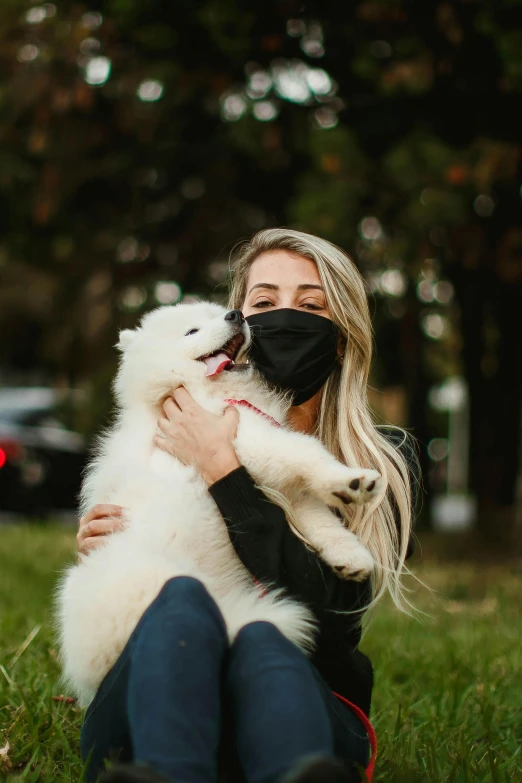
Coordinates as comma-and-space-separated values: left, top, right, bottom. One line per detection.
56, 302, 381, 707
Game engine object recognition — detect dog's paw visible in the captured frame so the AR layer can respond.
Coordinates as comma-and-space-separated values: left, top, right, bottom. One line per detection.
319, 537, 375, 582
316, 466, 382, 509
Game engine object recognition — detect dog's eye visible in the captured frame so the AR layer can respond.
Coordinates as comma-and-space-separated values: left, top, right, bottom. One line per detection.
185, 328, 199, 336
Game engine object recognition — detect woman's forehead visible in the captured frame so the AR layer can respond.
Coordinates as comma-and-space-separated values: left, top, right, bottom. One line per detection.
246, 251, 321, 288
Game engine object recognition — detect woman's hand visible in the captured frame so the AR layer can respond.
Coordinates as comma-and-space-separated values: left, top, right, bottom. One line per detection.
154, 387, 240, 486
77, 504, 127, 556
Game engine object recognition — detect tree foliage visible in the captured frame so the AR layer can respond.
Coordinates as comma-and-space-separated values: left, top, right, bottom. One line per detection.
0, 0, 520, 534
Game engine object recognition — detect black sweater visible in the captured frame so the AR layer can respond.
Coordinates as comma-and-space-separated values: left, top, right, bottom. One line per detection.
208, 433, 419, 718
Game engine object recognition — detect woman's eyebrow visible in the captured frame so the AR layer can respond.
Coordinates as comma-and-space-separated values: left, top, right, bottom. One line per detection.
247, 283, 279, 295
247, 282, 324, 295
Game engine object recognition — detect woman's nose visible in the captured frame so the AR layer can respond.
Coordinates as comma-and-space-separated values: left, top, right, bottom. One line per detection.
224, 309, 244, 324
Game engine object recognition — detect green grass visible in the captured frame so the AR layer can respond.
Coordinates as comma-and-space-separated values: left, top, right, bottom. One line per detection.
0, 525, 521, 782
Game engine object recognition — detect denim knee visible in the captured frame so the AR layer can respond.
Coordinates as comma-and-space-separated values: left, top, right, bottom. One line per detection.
157, 575, 213, 604
231, 621, 304, 672
234, 620, 299, 650
134, 576, 227, 641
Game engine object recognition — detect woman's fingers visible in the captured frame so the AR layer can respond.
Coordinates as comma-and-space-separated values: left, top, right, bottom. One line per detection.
81, 504, 123, 526
163, 394, 181, 417
79, 536, 105, 554
153, 434, 169, 456
157, 415, 170, 434
83, 516, 126, 539
77, 516, 126, 556
77, 504, 126, 555
172, 386, 197, 411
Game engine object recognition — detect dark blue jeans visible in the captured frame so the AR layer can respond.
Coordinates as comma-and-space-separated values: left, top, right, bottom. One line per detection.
80, 577, 369, 783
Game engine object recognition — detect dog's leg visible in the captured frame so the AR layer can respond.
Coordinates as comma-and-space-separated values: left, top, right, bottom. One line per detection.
290, 496, 374, 581
233, 410, 382, 509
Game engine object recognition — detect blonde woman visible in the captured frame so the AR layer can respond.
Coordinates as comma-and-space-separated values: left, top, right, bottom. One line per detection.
77, 229, 419, 783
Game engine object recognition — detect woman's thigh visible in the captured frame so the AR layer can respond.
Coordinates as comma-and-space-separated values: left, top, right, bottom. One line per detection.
80, 643, 133, 779
223, 621, 370, 782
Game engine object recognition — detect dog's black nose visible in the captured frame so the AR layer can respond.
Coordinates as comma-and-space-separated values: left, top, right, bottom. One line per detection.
224, 309, 244, 324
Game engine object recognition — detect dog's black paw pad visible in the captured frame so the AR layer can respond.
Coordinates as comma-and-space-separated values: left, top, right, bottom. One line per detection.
333, 492, 352, 505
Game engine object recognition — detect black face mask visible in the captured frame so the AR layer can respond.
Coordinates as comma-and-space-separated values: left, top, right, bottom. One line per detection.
245, 309, 340, 406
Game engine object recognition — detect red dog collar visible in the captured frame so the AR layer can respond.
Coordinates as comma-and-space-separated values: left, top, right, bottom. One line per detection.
224, 398, 281, 429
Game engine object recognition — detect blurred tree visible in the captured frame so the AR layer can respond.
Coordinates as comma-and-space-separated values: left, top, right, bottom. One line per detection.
0, 0, 520, 544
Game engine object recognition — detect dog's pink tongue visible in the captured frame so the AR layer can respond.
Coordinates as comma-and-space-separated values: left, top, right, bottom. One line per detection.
203, 353, 232, 376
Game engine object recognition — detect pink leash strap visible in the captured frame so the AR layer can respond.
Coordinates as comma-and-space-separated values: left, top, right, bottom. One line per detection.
333, 692, 377, 782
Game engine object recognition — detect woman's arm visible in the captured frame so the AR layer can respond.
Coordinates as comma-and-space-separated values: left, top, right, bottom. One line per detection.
208, 465, 371, 614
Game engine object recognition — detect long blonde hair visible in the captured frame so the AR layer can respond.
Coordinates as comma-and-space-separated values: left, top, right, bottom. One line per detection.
228, 228, 417, 611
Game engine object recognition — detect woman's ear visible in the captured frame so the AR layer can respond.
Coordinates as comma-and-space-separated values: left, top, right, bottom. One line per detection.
116, 330, 137, 351
337, 334, 347, 363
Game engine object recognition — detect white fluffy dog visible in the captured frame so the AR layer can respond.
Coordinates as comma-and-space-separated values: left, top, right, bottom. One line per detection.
56, 302, 381, 707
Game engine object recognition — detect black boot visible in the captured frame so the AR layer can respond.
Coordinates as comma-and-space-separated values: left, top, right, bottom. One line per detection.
99, 764, 171, 783
282, 755, 362, 783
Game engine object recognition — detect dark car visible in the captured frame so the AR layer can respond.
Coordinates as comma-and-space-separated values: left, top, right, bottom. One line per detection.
0, 387, 87, 517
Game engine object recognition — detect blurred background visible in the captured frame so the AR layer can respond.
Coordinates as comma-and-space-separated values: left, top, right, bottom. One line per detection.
0, 0, 521, 547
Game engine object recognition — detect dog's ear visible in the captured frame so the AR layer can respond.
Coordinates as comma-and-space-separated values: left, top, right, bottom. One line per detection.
116, 329, 137, 351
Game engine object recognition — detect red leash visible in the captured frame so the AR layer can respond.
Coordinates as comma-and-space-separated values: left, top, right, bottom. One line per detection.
333, 692, 377, 782
230, 399, 377, 780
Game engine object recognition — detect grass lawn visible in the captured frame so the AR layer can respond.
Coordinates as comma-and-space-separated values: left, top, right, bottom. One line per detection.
0, 524, 520, 782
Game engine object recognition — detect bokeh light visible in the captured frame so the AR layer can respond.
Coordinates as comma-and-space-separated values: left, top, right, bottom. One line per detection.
79, 38, 101, 55
221, 93, 247, 121
117, 238, 139, 263
421, 313, 449, 340
137, 80, 164, 102
433, 280, 454, 304
305, 68, 332, 95
25, 6, 48, 24
272, 61, 311, 104
84, 56, 111, 86
474, 194, 495, 217
314, 107, 338, 128
82, 11, 103, 30
119, 286, 147, 311
252, 101, 278, 121
359, 216, 383, 241
154, 282, 182, 305
286, 19, 306, 37
381, 269, 407, 297
246, 70, 272, 98
417, 280, 435, 302
427, 438, 450, 461
300, 22, 324, 58
429, 377, 467, 411
17, 45, 39, 63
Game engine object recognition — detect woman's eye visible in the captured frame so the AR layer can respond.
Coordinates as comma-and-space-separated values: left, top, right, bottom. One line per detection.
302, 303, 323, 310
251, 300, 274, 308
185, 328, 199, 336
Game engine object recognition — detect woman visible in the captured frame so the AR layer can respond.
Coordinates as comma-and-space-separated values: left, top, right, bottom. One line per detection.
77, 229, 419, 783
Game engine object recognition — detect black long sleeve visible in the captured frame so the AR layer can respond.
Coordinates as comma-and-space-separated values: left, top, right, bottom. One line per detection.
209, 465, 371, 616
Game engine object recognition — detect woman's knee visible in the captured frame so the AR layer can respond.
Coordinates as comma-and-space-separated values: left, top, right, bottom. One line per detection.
138, 576, 226, 638
231, 621, 305, 668
158, 575, 212, 605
